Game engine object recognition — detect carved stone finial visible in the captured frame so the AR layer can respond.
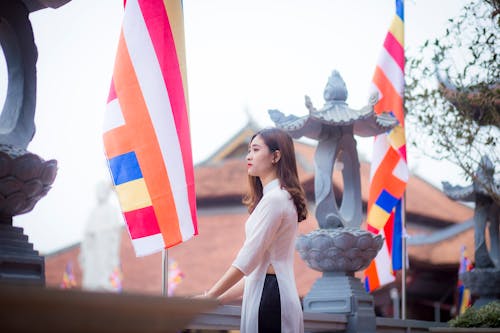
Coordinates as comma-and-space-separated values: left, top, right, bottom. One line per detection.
323, 70, 348, 103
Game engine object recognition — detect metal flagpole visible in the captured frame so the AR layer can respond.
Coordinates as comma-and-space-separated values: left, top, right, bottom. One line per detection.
401, 0, 407, 320
162, 248, 169, 296
401, 194, 407, 319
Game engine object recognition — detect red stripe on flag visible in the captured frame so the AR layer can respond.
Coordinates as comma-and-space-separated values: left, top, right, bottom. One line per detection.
383, 212, 395, 254
398, 144, 407, 162
124, 206, 161, 239
138, 0, 198, 235
108, 79, 118, 103
112, 30, 183, 246
383, 32, 404, 72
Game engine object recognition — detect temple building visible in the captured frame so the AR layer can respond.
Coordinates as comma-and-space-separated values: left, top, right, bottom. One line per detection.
44, 121, 474, 322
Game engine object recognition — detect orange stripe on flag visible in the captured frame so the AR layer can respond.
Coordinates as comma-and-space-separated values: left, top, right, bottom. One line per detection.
103, 126, 134, 159
365, 260, 380, 292
368, 147, 401, 207
373, 66, 404, 125
113, 31, 183, 245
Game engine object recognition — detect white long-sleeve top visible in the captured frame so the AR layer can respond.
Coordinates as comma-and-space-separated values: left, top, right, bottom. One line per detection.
233, 179, 304, 333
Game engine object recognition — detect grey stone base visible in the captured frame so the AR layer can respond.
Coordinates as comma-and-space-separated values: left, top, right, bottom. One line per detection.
461, 268, 500, 308
0, 224, 44, 285
303, 272, 376, 333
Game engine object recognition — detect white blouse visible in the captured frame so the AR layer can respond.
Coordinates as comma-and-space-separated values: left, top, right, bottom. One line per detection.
233, 179, 304, 333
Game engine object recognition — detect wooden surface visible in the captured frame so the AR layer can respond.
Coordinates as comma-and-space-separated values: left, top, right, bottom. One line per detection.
0, 284, 218, 333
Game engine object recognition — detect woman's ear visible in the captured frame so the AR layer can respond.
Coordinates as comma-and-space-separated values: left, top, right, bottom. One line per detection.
274, 150, 281, 163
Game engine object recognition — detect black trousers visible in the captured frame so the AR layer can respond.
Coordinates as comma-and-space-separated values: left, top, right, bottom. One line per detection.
258, 274, 281, 333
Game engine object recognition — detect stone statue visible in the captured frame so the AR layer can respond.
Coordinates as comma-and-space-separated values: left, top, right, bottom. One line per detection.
269, 70, 397, 333
442, 155, 500, 307
79, 181, 122, 291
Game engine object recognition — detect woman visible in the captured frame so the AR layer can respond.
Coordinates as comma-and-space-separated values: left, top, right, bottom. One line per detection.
202, 128, 308, 333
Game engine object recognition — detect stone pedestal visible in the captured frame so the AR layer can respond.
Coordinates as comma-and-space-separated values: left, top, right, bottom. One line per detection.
0, 224, 44, 285
303, 272, 376, 333
0, 147, 57, 285
461, 268, 500, 308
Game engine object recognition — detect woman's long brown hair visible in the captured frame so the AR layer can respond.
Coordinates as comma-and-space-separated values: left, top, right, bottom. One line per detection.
243, 128, 308, 222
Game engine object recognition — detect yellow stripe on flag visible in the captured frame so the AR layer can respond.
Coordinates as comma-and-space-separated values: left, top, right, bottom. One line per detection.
163, 0, 189, 112
388, 125, 406, 149
115, 178, 152, 212
367, 205, 391, 230
389, 16, 404, 46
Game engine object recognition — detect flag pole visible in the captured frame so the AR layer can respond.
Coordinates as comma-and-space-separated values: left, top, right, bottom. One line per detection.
162, 248, 169, 296
401, 194, 407, 319
401, 0, 407, 320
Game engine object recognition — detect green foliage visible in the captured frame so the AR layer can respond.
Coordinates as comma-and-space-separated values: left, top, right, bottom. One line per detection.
449, 301, 500, 328
405, 0, 499, 202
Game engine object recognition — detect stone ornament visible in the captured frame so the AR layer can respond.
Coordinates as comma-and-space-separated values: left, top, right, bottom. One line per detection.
270, 70, 397, 229
268, 70, 394, 332
0, 146, 57, 221
296, 228, 383, 273
442, 155, 500, 307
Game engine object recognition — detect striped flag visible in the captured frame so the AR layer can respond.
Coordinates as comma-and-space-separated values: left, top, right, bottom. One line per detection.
103, 0, 198, 257
364, 0, 408, 292
167, 259, 185, 296
457, 246, 473, 314
60, 261, 77, 289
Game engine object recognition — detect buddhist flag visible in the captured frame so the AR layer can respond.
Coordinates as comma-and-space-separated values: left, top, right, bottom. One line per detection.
457, 246, 473, 314
60, 261, 77, 289
103, 0, 198, 257
364, 0, 408, 292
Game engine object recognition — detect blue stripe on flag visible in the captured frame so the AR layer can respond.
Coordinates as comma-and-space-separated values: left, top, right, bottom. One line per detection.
392, 199, 403, 270
108, 151, 143, 185
375, 189, 399, 213
396, 0, 404, 21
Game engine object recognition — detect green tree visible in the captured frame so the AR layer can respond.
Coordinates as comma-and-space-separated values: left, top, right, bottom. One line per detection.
405, 0, 499, 203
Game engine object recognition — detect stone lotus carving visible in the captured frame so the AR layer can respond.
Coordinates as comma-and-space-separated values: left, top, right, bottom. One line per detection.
296, 228, 383, 273
0, 145, 57, 220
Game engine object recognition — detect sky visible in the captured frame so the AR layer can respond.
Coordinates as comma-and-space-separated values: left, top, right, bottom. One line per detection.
1, 0, 470, 254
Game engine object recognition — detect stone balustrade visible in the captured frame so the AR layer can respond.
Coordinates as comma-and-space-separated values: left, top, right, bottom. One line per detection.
0, 283, 447, 333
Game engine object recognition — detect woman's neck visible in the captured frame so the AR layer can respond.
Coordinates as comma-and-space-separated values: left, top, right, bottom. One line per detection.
260, 174, 278, 188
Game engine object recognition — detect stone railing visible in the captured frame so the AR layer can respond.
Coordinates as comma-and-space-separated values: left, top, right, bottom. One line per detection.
189, 305, 447, 333
0, 284, 447, 333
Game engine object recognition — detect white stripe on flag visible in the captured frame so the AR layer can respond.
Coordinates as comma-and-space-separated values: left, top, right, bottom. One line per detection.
370, 134, 390, 181
104, 99, 125, 133
132, 234, 166, 257
392, 158, 409, 183
369, 82, 383, 103
377, 47, 404, 97
123, 0, 194, 241
374, 229, 396, 286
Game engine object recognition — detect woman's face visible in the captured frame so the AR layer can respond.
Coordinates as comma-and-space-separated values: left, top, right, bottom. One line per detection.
246, 135, 276, 179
